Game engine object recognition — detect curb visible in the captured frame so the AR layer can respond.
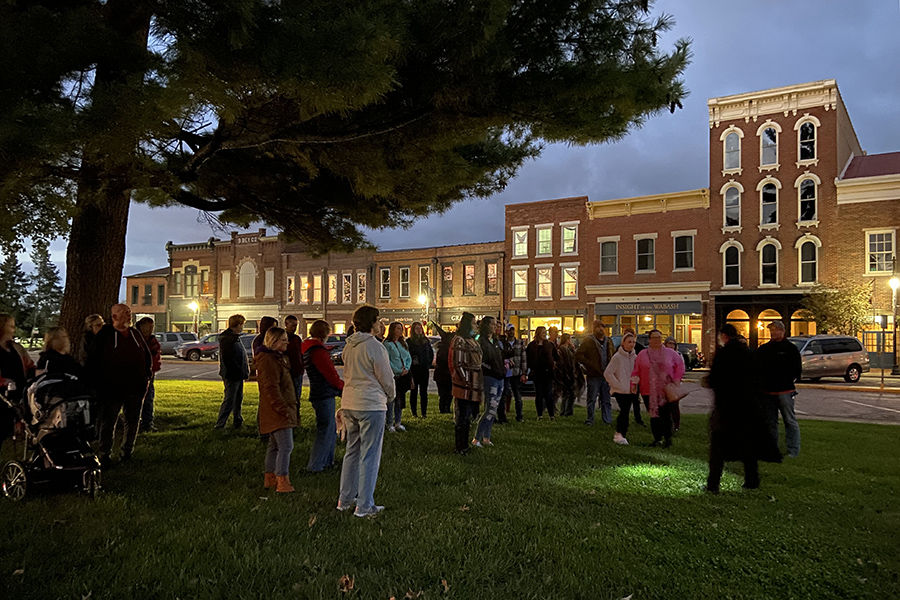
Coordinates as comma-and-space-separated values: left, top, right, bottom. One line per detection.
797, 383, 900, 395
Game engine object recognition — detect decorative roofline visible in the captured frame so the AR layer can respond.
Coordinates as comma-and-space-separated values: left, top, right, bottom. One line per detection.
586, 189, 709, 220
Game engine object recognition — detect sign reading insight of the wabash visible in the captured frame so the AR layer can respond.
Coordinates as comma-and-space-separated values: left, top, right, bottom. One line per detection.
594, 301, 702, 315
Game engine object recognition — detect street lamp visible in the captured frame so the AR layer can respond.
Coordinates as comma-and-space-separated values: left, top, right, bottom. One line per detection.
418, 293, 429, 330
188, 301, 199, 335
890, 277, 899, 375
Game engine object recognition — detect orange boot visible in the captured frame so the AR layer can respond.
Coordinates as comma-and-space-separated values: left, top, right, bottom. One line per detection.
264, 472, 277, 489
276, 475, 295, 493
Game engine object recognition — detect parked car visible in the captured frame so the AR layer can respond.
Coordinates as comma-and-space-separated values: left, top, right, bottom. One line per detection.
240, 333, 257, 377
325, 334, 348, 365
790, 335, 870, 383
175, 334, 220, 361
157, 332, 199, 355
677, 343, 703, 369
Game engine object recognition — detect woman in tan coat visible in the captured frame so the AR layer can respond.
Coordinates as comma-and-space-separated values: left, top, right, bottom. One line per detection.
256, 326, 299, 492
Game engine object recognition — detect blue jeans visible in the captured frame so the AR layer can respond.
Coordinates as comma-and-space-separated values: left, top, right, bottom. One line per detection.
308, 397, 337, 471
475, 376, 503, 441
140, 376, 155, 429
339, 409, 386, 511
386, 374, 408, 427
766, 392, 801, 457
585, 377, 612, 424
265, 427, 294, 476
216, 379, 244, 428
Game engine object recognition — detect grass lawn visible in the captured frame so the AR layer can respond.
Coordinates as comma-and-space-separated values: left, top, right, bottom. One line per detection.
1, 380, 898, 600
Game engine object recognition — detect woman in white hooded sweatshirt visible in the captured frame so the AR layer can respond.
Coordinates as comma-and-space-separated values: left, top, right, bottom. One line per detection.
337, 306, 396, 518
604, 332, 638, 445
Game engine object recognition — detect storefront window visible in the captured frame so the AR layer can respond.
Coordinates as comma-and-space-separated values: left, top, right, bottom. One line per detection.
726, 309, 750, 341
757, 309, 782, 345
790, 310, 816, 336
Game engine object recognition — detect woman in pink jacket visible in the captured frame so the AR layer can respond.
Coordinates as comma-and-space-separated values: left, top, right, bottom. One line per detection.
631, 329, 685, 448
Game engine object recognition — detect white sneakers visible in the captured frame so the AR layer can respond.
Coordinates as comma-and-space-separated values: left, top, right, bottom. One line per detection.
613, 433, 629, 445
395, 424, 406, 432
354, 505, 385, 518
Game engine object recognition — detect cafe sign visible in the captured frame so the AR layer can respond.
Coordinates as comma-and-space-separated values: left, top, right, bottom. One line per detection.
595, 301, 701, 315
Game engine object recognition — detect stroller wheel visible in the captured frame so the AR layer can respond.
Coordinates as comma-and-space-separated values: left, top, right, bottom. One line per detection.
1, 461, 27, 501
84, 468, 101, 500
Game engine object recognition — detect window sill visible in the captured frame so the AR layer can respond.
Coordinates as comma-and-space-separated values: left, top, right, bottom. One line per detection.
535, 297, 554, 301
722, 226, 742, 234
796, 220, 819, 228
483, 292, 500, 296
560, 251, 578, 257
722, 168, 743, 177
722, 285, 743, 290
796, 159, 819, 169
673, 268, 695, 272
758, 223, 781, 232
511, 255, 529, 260
599, 271, 619, 276
758, 284, 781, 289
511, 297, 528, 302
758, 163, 780, 173
535, 253, 553, 259
797, 282, 816, 287
863, 272, 894, 277
562, 296, 579, 301
635, 270, 657, 275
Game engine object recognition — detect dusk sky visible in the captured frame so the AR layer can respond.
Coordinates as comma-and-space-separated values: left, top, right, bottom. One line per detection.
30, 0, 900, 299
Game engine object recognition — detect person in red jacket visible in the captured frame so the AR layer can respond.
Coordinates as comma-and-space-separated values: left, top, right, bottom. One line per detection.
136, 317, 162, 432
302, 320, 344, 472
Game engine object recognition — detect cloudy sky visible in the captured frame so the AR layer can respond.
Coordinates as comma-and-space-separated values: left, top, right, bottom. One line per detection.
34, 0, 900, 297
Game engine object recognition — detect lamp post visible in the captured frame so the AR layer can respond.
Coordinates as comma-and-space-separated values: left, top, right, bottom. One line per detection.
890, 277, 899, 375
418, 293, 429, 331
188, 301, 199, 335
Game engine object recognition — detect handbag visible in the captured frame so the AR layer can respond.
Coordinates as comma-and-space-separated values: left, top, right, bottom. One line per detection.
664, 381, 689, 403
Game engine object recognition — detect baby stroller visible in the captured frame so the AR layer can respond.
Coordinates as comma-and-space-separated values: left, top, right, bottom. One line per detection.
1, 372, 101, 501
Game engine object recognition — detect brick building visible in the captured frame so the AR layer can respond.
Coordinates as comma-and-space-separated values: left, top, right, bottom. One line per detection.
124, 267, 168, 331
375, 242, 505, 332
213, 229, 282, 333
281, 245, 375, 335
166, 238, 218, 333
505, 196, 590, 338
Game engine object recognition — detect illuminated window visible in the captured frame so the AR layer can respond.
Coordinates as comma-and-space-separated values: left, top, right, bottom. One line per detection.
512, 268, 527, 299
286, 276, 295, 304
562, 267, 577, 298
463, 264, 475, 295
380, 268, 390, 298
537, 267, 552, 298
513, 229, 528, 257
357, 272, 366, 303
399, 267, 410, 298
442, 266, 453, 296
485, 262, 498, 294
328, 274, 337, 303
536, 227, 552, 256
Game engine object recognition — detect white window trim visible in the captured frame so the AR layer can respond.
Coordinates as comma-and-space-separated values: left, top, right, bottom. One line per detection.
672, 233, 696, 272
757, 176, 782, 232
342, 271, 353, 304
312, 274, 323, 305
560, 263, 579, 299
327, 273, 338, 304
721, 180, 744, 233
560, 222, 579, 256
418, 265, 431, 298
379, 267, 391, 299
298, 274, 309, 304
794, 114, 821, 168
535, 263, 553, 299
535, 225, 553, 258
598, 236, 619, 275
634, 236, 656, 274
720, 239, 744, 289
511, 226, 529, 259
863, 228, 897, 276
794, 172, 821, 227
221, 271, 231, 300
285, 275, 295, 304
720, 125, 744, 176
511, 266, 529, 301
264, 268, 275, 298
398, 266, 411, 298
757, 120, 782, 172
795, 234, 823, 287
756, 237, 782, 288
357, 270, 367, 304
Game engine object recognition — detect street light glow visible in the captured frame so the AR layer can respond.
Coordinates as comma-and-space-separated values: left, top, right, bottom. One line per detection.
418, 294, 428, 305
890, 277, 900, 290
188, 301, 198, 311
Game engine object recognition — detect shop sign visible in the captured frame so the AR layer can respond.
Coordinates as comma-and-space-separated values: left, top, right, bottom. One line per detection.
595, 301, 701, 315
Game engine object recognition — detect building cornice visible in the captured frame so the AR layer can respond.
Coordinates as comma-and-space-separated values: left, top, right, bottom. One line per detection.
835, 173, 900, 205
585, 281, 711, 296
586, 189, 709, 220
707, 79, 838, 128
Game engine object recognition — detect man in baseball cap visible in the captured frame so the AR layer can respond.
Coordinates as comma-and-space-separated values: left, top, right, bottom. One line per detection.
756, 319, 803, 458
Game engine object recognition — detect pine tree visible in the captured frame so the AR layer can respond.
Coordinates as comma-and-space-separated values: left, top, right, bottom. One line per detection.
0, 249, 32, 335
27, 240, 64, 336
0, 0, 691, 345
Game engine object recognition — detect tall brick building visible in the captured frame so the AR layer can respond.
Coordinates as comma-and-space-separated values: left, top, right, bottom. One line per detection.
166, 238, 217, 333
124, 267, 168, 330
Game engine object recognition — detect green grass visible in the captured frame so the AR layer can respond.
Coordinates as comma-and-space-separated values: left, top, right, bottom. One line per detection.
1, 380, 898, 600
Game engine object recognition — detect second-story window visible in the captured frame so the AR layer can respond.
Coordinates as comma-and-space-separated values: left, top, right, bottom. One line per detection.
201, 270, 209, 294
800, 241, 817, 284
312, 274, 322, 303
185, 265, 199, 297
636, 238, 655, 272
561, 225, 577, 254
761, 183, 778, 225
380, 268, 390, 298
286, 276, 295, 304
158, 284, 166, 305
537, 227, 552, 256
537, 267, 552, 298
674, 236, 694, 270
298, 275, 308, 303
562, 267, 577, 298
724, 246, 741, 286
485, 261, 498, 294
418, 266, 430, 297
357, 272, 366, 303
173, 271, 183, 295
131, 285, 139, 305
512, 268, 527, 299
463, 264, 475, 295
399, 267, 410, 297
761, 127, 778, 166
761, 243, 778, 285
725, 187, 741, 227
328, 274, 338, 303
600, 241, 618, 274
342, 273, 352, 303
143, 284, 152, 306
442, 266, 453, 296
799, 178, 817, 222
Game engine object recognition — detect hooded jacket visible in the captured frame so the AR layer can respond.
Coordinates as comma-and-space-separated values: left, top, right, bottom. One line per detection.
301, 337, 344, 402
575, 334, 615, 379
384, 339, 412, 376
340, 332, 395, 411
218, 328, 249, 381
604, 346, 637, 395
255, 348, 298, 433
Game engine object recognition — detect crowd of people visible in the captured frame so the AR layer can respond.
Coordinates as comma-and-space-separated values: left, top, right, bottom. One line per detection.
0, 302, 803, 512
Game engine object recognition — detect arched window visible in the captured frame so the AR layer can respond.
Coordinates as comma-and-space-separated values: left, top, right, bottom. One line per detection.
761, 183, 778, 225
791, 309, 817, 336
726, 309, 750, 340
761, 127, 778, 165
725, 246, 740, 286
799, 241, 817, 284
799, 178, 817, 222
239, 262, 256, 298
757, 309, 783, 345
725, 187, 741, 227
725, 132, 740, 170
760, 243, 778, 285
799, 122, 816, 161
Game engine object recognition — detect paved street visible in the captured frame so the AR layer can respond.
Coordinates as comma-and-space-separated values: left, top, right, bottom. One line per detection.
157, 357, 900, 426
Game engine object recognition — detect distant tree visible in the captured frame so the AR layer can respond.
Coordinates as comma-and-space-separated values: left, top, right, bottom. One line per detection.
0, 0, 690, 347
26, 240, 65, 336
800, 283, 872, 335
0, 249, 33, 335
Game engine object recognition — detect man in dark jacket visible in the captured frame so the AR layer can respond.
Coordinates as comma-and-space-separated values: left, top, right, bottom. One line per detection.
575, 320, 615, 425
216, 314, 250, 429
706, 324, 779, 493
283, 315, 306, 402
756, 320, 803, 457
88, 304, 152, 466
526, 326, 558, 419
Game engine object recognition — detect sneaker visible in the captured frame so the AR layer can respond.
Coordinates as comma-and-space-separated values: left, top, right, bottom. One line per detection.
354, 505, 385, 518
471, 439, 483, 448
481, 439, 494, 446
584, 420, 594, 426
613, 433, 629, 445
387, 426, 396, 433
395, 424, 406, 432
336, 501, 355, 512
